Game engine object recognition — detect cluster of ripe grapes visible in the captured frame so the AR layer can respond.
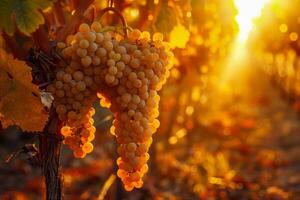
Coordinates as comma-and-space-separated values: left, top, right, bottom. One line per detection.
46, 21, 173, 190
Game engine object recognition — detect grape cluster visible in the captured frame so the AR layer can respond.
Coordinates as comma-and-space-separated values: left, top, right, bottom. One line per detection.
47, 21, 173, 190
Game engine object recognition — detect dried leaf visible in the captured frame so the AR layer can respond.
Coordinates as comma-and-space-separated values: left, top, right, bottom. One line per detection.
0, 49, 48, 132
40, 91, 54, 109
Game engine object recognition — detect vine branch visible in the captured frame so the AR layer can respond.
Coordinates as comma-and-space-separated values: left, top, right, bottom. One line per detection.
40, 107, 63, 200
56, 0, 95, 41
2, 32, 26, 60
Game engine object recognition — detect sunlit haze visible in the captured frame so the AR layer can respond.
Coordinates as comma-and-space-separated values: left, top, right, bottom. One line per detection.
235, 0, 270, 42
221, 0, 271, 83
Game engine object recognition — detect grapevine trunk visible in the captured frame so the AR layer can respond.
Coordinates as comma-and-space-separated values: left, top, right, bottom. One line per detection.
40, 108, 63, 200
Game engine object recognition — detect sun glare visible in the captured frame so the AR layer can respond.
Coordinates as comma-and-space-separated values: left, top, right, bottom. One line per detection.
220, 0, 270, 87
235, 0, 269, 42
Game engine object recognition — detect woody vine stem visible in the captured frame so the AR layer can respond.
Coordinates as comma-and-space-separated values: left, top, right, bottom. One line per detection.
39, 108, 63, 200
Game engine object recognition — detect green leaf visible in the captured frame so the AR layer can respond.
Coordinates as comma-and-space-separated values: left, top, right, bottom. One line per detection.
32, 0, 52, 10
14, 0, 45, 36
0, 0, 16, 36
0, 0, 51, 36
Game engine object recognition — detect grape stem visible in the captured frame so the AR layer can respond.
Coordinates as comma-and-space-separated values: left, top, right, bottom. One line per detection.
100, 25, 133, 38
32, 25, 51, 54
98, 7, 128, 38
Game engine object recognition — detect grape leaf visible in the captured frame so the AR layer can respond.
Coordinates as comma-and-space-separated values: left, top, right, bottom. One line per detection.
32, 0, 53, 9
0, 0, 15, 35
0, 49, 49, 132
155, 4, 177, 35
0, 0, 52, 36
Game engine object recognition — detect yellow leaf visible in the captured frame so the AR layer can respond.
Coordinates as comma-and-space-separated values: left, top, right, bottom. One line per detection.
169, 24, 190, 48
0, 49, 48, 132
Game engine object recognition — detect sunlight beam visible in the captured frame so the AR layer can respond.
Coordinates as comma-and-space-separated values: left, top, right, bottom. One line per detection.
219, 0, 271, 87
235, 0, 270, 43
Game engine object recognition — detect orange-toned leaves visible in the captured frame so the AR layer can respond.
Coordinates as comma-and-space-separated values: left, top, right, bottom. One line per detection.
0, 49, 48, 132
